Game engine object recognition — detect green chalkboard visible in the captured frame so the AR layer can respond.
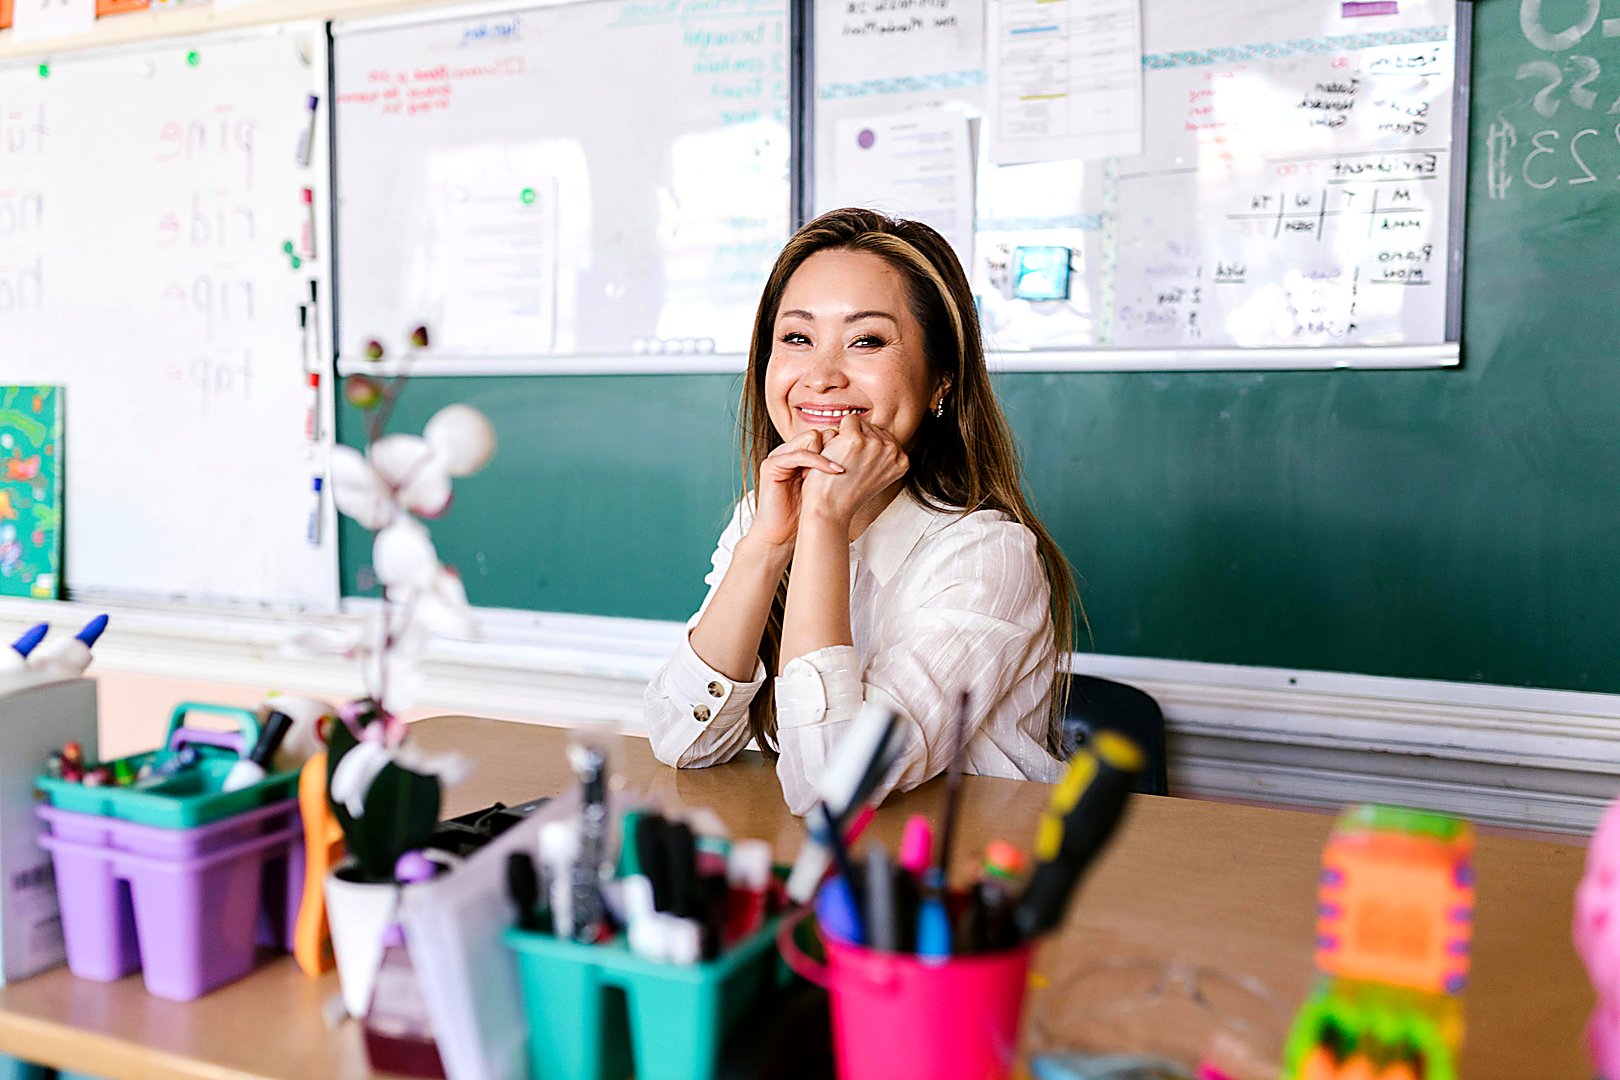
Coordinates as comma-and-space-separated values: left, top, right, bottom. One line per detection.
342, 0, 1620, 692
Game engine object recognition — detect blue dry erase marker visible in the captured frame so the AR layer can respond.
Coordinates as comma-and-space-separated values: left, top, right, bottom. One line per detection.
13, 623, 47, 655
306, 477, 323, 545
77, 614, 108, 648
28, 614, 109, 678
0, 623, 48, 672
295, 94, 318, 166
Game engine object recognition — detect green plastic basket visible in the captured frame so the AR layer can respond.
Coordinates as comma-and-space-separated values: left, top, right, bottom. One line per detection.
35, 702, 298, 829
504, 914, 793, 1080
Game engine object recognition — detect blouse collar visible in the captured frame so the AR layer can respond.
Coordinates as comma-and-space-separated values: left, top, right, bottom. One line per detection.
852, 489, 941, 586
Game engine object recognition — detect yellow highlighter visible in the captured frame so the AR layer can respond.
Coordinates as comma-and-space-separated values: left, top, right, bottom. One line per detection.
294, 751, 345, 976
1010, 730, 1144, 940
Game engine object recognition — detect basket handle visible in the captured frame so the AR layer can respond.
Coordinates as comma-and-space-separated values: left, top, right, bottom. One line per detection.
166, 702, 261, 758
776, 906, 830, 988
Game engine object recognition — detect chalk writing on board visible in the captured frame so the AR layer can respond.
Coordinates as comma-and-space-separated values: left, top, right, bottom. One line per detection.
1487, 0, 1620, 201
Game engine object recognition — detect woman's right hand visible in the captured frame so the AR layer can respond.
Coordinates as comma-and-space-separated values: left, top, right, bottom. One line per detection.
745, 430, 846, 551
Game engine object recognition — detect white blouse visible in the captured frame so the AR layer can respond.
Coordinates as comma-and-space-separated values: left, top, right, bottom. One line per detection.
643, 490, 1064, 816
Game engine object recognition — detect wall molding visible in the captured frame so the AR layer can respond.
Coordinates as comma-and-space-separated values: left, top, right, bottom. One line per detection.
8, 597, 1613, 833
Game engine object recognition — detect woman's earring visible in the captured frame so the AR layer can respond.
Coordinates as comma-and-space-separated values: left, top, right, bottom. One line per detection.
934, 399, 946, 419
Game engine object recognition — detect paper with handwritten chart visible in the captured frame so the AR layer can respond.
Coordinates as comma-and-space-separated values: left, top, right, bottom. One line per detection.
1113, 34, 1455, 348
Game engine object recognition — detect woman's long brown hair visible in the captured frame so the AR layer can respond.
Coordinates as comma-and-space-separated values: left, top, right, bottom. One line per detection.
738, 208, 1078, 755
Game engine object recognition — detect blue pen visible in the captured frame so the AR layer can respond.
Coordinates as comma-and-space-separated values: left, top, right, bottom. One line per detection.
915, 872, 952, 961
815, 873, 865, 947
817, 802, 866, 945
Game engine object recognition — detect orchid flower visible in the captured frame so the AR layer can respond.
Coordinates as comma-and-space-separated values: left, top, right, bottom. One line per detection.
285, 330, 496, 836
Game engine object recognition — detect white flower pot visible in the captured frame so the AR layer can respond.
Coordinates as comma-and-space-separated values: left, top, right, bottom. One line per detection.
325, 867, 405, 1019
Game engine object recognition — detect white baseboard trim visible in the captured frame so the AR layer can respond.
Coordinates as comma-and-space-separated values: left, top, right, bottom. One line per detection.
7, 598, 1614, 833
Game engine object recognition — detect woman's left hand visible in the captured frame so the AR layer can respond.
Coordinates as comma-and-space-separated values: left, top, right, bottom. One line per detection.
800, 412, 909, 530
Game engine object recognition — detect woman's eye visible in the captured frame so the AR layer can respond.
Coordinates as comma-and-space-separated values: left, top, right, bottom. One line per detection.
779, 331, 810, 345
851, 335, 886, 349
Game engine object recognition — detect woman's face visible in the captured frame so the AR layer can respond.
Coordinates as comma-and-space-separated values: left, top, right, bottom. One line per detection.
764, 249, 949, 453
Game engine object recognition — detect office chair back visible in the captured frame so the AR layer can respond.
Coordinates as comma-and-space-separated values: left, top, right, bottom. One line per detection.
1058, 673, 1170, 796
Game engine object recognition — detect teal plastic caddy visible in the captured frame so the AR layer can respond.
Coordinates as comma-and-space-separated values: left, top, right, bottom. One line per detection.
35, 702, 297, 829
504, 915, 793, 1080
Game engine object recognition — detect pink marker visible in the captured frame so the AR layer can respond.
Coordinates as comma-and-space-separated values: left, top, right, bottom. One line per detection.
899, 814, 933, 876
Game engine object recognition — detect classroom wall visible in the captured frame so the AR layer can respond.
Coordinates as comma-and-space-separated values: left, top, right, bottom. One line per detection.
7, 0, 1620, 833
92, 668, 545, 758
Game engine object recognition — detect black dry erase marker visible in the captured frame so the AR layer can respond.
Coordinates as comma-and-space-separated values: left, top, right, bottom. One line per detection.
638, 813, 673, 912
507, 852, 541, 932
663, 820, 699, 919
1011, 731, 1144, 941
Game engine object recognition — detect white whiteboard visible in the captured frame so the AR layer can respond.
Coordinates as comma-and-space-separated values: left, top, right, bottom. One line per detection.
0, 27, 337, 610
814, 0, 1466, 368
333, 0, 791, 366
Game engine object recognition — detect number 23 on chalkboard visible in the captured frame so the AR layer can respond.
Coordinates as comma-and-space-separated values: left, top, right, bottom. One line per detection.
1488, 0, 1620, 198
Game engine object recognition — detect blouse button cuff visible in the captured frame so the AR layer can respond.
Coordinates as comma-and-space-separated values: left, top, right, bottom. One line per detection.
706, 680, 725, 698
693, 704, 712, 723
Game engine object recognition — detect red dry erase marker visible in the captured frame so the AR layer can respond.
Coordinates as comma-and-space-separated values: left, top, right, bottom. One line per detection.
724, 839, 772, 945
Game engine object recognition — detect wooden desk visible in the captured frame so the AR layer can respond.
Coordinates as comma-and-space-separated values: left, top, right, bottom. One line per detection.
0, 716, 1592, 1079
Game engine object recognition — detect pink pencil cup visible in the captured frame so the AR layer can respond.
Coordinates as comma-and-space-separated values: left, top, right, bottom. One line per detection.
780, 910, 1034, 1080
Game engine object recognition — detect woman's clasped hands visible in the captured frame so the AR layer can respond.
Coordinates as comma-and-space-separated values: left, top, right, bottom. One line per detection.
749, 413, 909, 551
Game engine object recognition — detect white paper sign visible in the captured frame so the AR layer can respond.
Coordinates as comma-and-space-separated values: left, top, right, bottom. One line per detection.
829, 109, 977, 265
11, 0, 95, 42
988, 0, 1144, 163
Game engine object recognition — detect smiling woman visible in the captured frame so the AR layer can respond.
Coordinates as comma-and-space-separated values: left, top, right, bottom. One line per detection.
643, 208, 1080, 815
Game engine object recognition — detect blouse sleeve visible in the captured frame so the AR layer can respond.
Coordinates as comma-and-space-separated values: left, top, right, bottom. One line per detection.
771, 513, 1051, 816
644, 500, 768, 770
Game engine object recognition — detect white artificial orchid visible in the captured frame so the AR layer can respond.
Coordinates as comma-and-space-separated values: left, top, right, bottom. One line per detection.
329, 445, 391, 530
329, 725, 476, 818
284, 331, 496, 833
424, 403, 496, 477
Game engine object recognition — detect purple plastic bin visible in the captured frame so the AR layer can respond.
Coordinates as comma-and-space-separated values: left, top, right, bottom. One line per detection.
38, 799, 296, 859
37, 800, 303, 1001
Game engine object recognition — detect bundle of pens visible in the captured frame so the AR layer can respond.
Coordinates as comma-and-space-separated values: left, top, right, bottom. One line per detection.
805, 693, 1144, 956
504, 742, 787, 963
502, 740, 797, 1080
788, 695, 1146, 1080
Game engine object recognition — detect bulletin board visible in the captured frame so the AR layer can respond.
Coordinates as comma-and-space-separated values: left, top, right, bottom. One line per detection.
814, 0, 1471, 369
